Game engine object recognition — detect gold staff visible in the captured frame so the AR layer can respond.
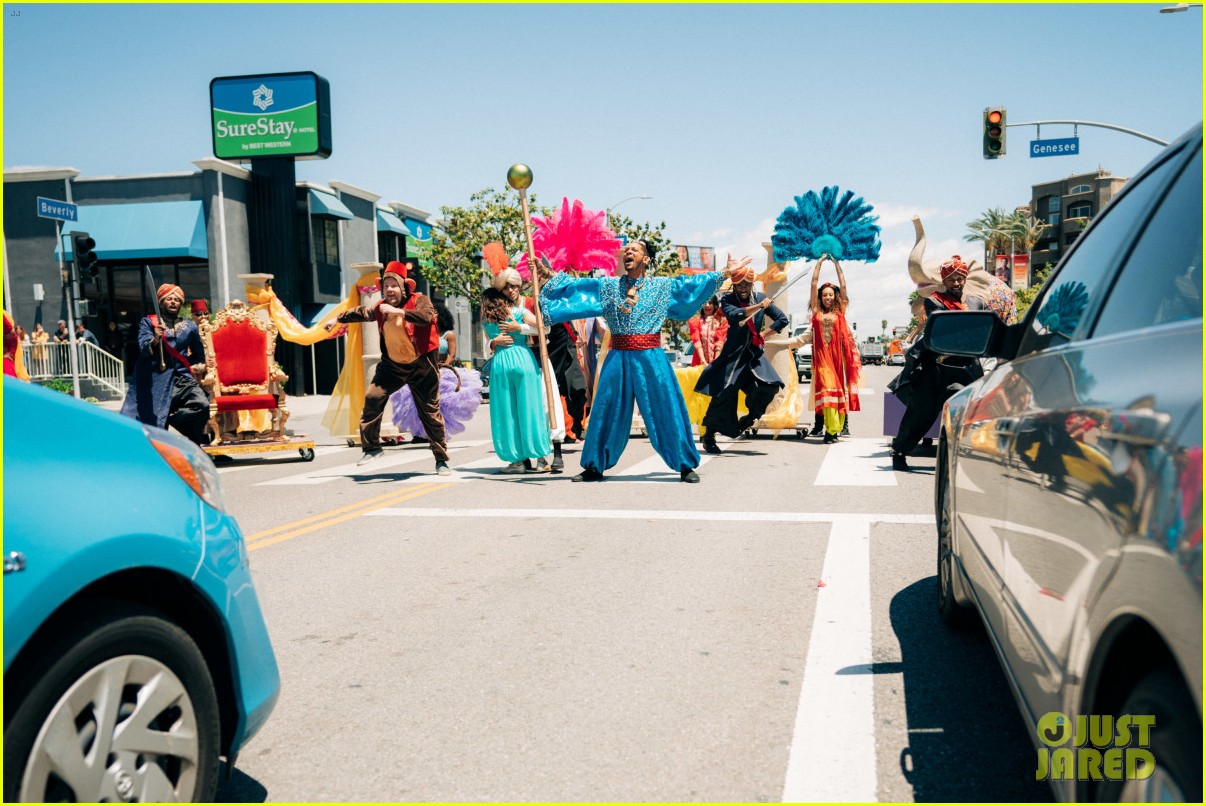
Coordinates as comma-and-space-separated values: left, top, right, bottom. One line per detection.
507, 164, 559, 436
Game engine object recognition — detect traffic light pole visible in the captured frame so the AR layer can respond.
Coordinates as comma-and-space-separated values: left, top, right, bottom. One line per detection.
56, 221, 83, 399
1007, 119, 1169, 147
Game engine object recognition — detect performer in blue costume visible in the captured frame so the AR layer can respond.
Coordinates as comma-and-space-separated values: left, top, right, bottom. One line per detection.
119, 283, 209, 444
539, 239, 743, 483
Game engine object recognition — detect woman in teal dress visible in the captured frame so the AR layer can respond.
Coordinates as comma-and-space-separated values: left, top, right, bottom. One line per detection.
482, 285, 551, 472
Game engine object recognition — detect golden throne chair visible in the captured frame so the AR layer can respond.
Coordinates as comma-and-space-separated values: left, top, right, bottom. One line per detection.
200, 299, 290, 445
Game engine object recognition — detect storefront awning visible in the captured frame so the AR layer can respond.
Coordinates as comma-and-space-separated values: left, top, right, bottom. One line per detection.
308, 189, 354, 220
375, 208, 412, 236
54, 200, 208, 260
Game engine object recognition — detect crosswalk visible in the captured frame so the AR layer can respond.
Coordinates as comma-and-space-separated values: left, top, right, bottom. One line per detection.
247, 436, 903, 488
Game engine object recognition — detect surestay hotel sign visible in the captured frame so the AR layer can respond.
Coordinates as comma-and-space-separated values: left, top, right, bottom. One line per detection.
210, 72, 332, 160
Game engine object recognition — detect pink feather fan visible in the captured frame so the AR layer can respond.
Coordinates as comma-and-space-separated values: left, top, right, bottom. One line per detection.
517, 198, 622, 279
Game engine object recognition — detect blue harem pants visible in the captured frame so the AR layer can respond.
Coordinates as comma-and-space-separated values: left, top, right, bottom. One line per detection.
581, 347, 700, 473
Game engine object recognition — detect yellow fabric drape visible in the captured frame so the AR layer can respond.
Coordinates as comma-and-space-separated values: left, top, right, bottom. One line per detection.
241, 275, 376, 438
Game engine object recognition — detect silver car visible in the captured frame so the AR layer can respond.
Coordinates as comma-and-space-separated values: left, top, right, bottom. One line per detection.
928, 124, 1201, 802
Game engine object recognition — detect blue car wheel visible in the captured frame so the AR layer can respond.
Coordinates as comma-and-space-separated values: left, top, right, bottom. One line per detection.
4, 604, 220, 802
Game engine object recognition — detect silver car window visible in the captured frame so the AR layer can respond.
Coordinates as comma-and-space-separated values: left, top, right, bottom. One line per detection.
1017, 150, 1185, 356
1093, 147, 1203, 337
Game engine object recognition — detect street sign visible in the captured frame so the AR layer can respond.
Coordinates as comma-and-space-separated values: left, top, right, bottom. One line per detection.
36, 197, 78, 221
1030, 137, 1080, 158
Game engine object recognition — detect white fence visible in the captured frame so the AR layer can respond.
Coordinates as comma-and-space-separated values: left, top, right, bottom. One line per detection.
23, 341, 126, 398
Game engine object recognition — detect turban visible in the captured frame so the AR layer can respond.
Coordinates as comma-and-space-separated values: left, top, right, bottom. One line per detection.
490, 268, 522, 291
939, 256, 969, 281
190, 299, 209, 314
157, 284, 184, 303
730, 265, 756, 284
383, 260, 417, 292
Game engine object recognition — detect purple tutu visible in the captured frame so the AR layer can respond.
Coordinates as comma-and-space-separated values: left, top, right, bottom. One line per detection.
390, 366, 483, 438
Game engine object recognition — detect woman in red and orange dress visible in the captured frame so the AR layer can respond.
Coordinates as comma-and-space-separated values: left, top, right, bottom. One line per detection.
687, 296, 728, 366
808, 259, 860, 443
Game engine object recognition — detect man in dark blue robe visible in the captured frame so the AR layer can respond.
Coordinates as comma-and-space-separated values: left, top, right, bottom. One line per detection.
694, 267, 789, 453
120, 283, 209, 444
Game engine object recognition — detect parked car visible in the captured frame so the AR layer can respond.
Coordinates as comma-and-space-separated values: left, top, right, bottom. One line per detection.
676, 343, 695, 368
3, 379, 280, 802
791, 325, 812, 381
475, 356, 491, 400
929, 124, 1201, 802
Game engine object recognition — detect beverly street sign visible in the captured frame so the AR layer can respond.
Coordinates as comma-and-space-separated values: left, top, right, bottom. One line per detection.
36, 197, 78, 221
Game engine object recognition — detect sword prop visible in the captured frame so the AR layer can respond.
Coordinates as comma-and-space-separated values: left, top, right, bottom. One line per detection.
507, 164, 559, 437
143, 265, 166, 370
738, 256, 827, 327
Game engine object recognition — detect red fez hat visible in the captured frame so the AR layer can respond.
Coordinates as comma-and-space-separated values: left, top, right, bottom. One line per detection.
191, 299, 209, 314
383, 260, 418, 291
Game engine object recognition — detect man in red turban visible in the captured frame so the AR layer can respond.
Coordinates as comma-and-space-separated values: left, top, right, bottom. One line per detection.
888, 255, 985, 470
336, 260, 451, 475
119, 282, 209, 444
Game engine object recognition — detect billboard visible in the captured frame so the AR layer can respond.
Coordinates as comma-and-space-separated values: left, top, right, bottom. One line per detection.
995, 253, 1031, 290
674, 245, 716, 272
210, 72, 332, 160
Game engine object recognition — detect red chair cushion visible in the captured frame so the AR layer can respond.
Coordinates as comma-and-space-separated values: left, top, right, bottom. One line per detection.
211, 322, 269, 386
215, 394, 278, 412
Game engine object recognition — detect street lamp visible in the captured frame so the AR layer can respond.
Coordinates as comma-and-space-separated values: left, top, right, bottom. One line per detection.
606, 195, 653, 216
1160, 3, 1201, 11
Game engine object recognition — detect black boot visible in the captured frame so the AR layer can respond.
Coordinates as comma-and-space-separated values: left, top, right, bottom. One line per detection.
841, 419, 850, 437
890, 450, 909, 471
702, 430, 722, 454
808, 414, 824, 437
551, 441, 565, 473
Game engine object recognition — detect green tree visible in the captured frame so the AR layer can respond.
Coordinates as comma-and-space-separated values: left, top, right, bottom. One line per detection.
1014, 263, 1054, 319
880, 319, 888, 339
423, 187, 551, 305
964, 207, 1012, 266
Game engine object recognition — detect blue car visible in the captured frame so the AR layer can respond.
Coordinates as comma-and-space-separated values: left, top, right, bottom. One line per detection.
3, 378, 279, 802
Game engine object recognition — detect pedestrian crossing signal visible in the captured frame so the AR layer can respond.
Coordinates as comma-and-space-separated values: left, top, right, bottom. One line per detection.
983, 107, 1006, 159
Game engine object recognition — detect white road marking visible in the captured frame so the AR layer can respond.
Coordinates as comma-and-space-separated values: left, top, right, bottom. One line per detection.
782, 515, 878, 802
604, 453, 715, 482
257, 446, 472, 486
814, 438, 898, 486
368, 508, 933, 525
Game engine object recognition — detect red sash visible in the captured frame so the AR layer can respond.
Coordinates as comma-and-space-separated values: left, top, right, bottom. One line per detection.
148, 315, 193, 371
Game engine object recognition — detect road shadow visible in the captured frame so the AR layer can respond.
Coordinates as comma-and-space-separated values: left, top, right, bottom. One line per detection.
215, 762, 268, 802
888, 577, 1053, 802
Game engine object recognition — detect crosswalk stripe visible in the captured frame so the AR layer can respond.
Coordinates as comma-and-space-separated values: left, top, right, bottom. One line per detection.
257, 446, 468, 486
603, 452, 715, 482
813, 438, 898, 486
782, 516, 878, 801
366, 508, 934, 524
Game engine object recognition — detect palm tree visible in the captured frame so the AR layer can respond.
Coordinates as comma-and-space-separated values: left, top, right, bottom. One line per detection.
964, 207, 1012, 266
1004, 213, 1050, 253
880, 319, 888, 339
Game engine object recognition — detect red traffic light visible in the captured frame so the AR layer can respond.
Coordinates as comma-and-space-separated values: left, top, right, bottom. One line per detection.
987, 110, 1002, 125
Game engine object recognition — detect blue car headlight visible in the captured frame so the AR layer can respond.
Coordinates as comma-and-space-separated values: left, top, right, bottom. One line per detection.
143, 426, 228, 513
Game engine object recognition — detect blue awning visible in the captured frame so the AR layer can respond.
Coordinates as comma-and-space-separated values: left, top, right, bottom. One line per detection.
308, 188, 354, 220
375, 208, 412, 236
54, 200, 208, 261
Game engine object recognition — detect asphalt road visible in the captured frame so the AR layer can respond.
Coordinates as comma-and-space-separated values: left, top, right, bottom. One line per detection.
213, 366, 1053, 802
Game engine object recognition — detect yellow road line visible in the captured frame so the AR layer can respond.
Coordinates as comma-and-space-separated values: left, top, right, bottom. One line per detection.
243, 483, 436, 543
247, 482, 457, 552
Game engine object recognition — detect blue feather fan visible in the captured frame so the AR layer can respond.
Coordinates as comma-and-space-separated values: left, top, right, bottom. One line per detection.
771, 185, 882, 263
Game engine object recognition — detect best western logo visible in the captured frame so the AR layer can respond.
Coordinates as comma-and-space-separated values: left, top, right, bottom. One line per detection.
215, 118, 296, 139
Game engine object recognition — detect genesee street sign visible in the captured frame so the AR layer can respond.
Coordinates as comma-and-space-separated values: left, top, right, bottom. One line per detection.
1030, 137, 1080, 158
36, 197, 78, 221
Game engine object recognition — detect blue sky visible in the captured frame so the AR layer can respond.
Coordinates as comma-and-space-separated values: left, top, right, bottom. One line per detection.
3, 2, 1201, 332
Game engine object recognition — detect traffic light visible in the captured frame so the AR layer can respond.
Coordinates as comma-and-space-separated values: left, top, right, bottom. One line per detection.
72, 232, 99, 280
983, 107, 1007, 159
